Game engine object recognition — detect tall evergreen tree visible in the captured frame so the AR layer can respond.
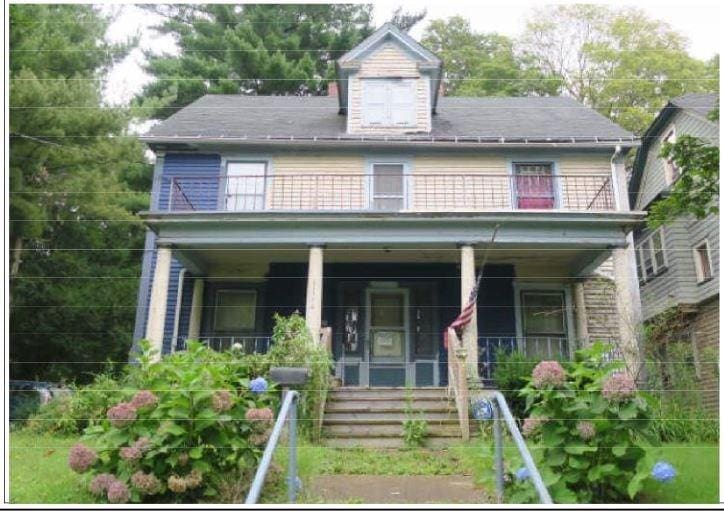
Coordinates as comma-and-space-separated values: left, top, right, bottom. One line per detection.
9, 4, 150, 381
137, 4, 374, 119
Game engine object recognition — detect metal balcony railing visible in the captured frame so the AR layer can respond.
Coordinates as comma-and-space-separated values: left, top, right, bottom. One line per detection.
165, 173, 616, 213
478, 336, 570, 381
176, 335, 272, 354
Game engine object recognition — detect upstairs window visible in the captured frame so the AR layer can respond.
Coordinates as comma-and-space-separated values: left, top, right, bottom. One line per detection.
663, 127, 681, 184
513, 162, 556, 209
637, 229, 667, 283
693, 240, 713, 283
361, 79, 416, 128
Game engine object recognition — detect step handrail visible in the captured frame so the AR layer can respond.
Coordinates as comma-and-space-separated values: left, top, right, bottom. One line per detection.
245, 390, 300, 504
488, 390, 552, 504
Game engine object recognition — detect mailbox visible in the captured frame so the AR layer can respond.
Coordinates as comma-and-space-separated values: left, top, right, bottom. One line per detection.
270, 367, 309, 387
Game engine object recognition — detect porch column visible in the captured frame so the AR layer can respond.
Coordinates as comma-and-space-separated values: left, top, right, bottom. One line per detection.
187, 278, 205, 340
305, 245, 324, 342
611, 149, 643, 376
573, 281, 589, 349
146, 246, 172, 361
460, 244, 479, 379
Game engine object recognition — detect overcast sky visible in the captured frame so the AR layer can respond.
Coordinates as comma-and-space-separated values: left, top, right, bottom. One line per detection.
102, 1, 722, 105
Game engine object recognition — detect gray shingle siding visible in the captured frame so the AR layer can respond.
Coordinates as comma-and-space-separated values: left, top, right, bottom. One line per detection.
633, 94, 719, 320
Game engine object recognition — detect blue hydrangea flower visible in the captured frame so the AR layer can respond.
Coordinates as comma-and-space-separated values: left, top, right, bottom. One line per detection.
249, 377, 268, 394
515, 467, 530, 482
651, 461, 677, 483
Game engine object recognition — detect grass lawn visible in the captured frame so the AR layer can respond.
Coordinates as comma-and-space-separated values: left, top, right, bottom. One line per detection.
9, 430, 93, 504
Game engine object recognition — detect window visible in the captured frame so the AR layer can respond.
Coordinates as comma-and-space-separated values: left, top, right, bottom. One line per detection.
371, 163, 405, 210
213, 290, 257, 332
693, 240, 713, 282
225, 162, 266, 211
663, 127, 680, 184
513, 162, 556, 209
361, 79, 416, 127
520, 291, 568, 359
637, 229, 667, 283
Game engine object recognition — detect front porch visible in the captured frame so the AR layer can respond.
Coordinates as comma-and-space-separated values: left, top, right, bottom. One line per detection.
145, 240, 630, 386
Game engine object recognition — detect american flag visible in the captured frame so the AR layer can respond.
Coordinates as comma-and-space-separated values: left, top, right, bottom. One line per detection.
443, 269, 483, 349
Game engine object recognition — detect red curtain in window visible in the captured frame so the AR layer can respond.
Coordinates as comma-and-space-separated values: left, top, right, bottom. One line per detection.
515, 164, 555, 209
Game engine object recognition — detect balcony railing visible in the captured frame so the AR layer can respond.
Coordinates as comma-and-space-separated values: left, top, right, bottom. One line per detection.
165, 173, 616, 213
478, 336, 569, 381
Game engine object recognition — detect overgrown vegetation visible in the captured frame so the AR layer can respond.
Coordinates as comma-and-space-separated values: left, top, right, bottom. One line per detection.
402, 387, 428, 449
510, 342, 657, 503
491, 349, 540, 420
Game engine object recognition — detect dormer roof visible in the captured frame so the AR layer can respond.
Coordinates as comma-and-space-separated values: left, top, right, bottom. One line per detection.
334, 23, 443, 114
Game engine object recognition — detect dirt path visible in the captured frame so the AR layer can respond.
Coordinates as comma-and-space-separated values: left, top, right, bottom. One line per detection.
307, 474, 491, 504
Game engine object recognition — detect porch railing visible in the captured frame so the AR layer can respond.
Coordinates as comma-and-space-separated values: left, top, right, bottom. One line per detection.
446, 327, 471, 441
165, 173, 616, 213
176, 335, 272, 354
478, 336, 569, 381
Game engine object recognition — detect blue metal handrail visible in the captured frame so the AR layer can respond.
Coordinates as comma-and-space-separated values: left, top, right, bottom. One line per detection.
245, 390, 300, 504
488, 390, 552, 504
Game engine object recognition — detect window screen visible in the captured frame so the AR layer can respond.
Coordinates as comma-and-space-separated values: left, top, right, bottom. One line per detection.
213, 290, 257, 332
513, 163, 555, 209
371, 163, 405, 210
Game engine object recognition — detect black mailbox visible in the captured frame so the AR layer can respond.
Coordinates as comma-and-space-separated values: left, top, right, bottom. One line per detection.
270, 367, 309, 386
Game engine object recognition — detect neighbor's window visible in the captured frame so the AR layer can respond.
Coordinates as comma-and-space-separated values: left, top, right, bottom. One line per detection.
637, 229, 667, 283
361, 79, 416, 127
663, 127, 680, 184
213, 289, 257, 332
513, 162, 556, 209
693, 240, 713, 282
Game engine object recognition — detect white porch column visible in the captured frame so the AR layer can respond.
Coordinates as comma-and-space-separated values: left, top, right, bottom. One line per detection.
305, 245, 324, 342
460, 244, 479, 379
573, 281, 589, 349
187, 278, 205, 341
611, 150, 643, 376
146, 246, 172, 361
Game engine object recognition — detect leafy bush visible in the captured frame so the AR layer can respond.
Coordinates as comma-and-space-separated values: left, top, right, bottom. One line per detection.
491, 348, 540, 420
266, 312, 333, 439
68, 341, 278, 503
26, 371, 126, 435
509, 342, 658, 504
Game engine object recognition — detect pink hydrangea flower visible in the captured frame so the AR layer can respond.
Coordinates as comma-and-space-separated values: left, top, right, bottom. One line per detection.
107, 402, 137, 428
531, 360, 566, 388
576, 421, 596, 440
133, 436, 152, 453
131, 471, 161, 495
68, 443, 97, 473
602, 372, 636, 402
130, 390, 159, 410
167, 474, 187, 493
184, 469, 203, 489
245, 407, 274, 423
212, 390, 233, 413
119, 446, 142, 462
106, 479, 130, 503
89, 473, 117, 496
522, 416, 547, 437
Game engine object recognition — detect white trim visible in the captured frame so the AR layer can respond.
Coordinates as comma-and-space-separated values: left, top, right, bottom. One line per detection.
513, 281, 576, 358
693, 238, 714, 282
663, 125, 680, 185
636, 228, 667, 282
170, 268, 187, 353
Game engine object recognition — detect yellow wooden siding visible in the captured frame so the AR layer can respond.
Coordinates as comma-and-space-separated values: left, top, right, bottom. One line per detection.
347, 43, 431, 135
266, 153, 614, 211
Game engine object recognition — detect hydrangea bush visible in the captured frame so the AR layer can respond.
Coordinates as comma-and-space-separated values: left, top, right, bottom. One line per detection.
68, 341, 277, 503
509, 342, 660, 503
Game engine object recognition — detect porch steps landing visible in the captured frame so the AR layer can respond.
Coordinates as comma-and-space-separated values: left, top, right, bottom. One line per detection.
321, 387, 475, 448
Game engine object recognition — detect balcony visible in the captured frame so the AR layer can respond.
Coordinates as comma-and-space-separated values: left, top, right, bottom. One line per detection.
164, 173, 616, 213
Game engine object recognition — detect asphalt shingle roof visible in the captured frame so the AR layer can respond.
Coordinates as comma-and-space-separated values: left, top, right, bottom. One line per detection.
670, 93, 719, 117
143, 94, 635, 143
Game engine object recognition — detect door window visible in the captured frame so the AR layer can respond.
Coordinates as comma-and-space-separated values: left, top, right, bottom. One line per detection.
514, 163, 556, 209
225, 162, 266, 211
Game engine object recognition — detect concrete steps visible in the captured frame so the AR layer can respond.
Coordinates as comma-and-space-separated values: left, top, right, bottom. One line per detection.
321, 387, 473, 449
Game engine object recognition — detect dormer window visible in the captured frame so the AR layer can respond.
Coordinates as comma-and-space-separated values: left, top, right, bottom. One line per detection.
361, 79, 417, 128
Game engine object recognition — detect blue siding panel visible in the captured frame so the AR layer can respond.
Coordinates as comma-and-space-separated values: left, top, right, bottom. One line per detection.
133, 153, 221, 356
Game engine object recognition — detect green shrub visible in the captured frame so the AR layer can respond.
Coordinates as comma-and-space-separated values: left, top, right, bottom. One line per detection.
402, 387, 427, 449
10, 390, 42, 430
267, 312, 333, 440
491, 348, 540, 420
509, 342, 657, 504
26, 371, 126, 435
71, 340, 279, 503
649, 399, 719, 443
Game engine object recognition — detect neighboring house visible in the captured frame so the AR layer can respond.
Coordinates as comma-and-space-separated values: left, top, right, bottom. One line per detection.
629, 93, 719, 410
133, 24, 644, 388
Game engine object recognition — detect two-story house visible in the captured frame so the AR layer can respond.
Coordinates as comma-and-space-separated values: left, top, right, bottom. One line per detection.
132, 23, 645, 390
629, 93, 719, 410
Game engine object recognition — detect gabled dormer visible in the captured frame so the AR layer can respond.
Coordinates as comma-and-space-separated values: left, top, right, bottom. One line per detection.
335, 23, 442, 135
